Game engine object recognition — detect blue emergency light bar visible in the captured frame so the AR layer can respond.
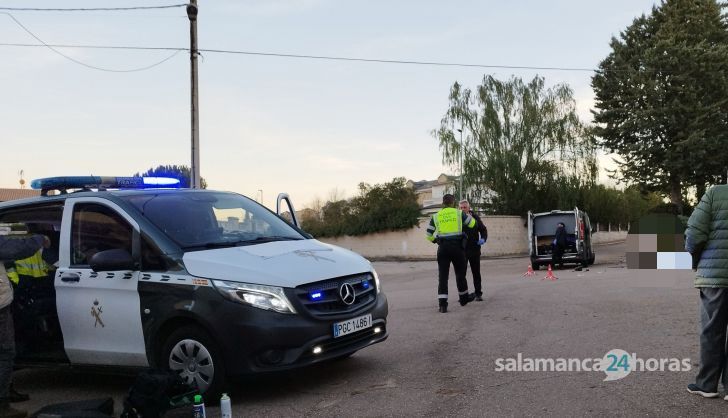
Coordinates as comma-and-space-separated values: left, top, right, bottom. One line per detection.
31, 176, 181, 194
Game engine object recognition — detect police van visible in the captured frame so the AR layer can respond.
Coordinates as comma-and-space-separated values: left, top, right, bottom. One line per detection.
1, 176, 388, 397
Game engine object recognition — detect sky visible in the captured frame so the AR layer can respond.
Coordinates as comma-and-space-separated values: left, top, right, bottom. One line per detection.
0, 0, 660, 208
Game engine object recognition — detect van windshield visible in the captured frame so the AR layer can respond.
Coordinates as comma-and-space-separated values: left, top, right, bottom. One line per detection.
121, 192, 305, 250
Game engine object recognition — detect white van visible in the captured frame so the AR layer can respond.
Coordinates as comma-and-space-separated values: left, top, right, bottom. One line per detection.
527, 207, 595, 269
1, 176, 388, 397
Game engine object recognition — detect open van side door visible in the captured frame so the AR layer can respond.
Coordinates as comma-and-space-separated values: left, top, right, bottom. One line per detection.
574, 206, 582, 255
56, 197, 148, 367
276, 193, 299, 228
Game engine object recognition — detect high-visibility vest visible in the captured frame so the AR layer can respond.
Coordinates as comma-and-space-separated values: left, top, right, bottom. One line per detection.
434, 207, 464, 238
427, 207, 476, 241
7, 249, 48, 285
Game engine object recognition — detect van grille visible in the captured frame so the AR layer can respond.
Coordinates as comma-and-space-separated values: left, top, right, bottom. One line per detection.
294, 273, 376, 318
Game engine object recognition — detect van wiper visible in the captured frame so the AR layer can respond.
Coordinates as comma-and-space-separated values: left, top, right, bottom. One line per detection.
182, 241, 242, 250
240, 236, 302, 243
183, 236, 302, 250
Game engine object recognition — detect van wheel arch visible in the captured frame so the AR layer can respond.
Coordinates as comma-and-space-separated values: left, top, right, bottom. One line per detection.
151, 316, 214, 367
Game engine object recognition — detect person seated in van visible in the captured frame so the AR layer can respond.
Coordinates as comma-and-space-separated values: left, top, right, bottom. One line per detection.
552, 222, 567, 269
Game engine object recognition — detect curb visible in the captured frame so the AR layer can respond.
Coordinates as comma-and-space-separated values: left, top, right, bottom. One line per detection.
368, 240, 626, 262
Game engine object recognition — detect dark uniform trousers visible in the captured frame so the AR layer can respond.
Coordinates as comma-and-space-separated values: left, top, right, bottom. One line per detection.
696, 288, 728, 391
437, 239, 469, 306
465, 247, 483, 296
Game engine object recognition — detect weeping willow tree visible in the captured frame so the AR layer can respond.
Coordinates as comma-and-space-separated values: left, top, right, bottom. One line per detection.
433, 75, 598, 215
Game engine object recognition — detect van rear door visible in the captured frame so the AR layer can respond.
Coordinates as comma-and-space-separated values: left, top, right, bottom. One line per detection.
527, 211, 534, 257
574, 207, 581, 255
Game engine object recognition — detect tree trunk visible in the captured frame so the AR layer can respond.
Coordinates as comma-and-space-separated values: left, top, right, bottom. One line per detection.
669, 179, 683, 215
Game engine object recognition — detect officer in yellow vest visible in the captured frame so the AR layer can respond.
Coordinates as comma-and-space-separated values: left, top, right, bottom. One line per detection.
6, 250, 49, 285
426, 194, 477, 313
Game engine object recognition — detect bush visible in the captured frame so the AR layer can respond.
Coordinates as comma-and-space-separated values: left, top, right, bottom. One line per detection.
301, 178, 421, 238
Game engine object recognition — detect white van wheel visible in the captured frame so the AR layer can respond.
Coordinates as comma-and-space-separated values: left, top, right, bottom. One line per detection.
161, 326, 225, 398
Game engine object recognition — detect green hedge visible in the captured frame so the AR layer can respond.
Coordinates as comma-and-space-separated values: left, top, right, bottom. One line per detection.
301, 177, 421, 238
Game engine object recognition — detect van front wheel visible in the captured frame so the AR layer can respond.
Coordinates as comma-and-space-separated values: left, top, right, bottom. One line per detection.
160, 326, 226, 399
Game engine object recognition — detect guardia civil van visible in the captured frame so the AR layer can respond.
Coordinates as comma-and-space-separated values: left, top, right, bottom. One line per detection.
1, 176, 388, 397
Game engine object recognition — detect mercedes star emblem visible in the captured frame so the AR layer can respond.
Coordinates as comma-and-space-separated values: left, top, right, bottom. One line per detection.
339, 283, 356, 305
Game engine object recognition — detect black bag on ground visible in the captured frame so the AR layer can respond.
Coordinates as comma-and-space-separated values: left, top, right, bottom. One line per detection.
121, 369, 196, 418
31, 397, 114, 418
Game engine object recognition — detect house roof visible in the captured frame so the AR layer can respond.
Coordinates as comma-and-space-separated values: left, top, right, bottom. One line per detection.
409, 174, 459, 192
0, 188, 41, 202
410, 179, 439, 191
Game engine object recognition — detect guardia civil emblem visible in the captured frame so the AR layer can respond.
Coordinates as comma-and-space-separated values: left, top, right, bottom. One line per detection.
91, 300, 105, 328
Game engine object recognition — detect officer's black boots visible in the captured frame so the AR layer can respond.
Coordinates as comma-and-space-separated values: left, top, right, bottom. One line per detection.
439, 300, 448, 313
459, 293, 476, 306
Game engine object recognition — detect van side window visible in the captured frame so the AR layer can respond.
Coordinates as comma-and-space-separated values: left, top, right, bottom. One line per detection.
71, 203, 132, 266
0, 204, 63, 272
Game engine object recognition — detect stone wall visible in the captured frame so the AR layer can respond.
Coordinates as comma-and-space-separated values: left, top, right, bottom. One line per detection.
318, 216, 627, 260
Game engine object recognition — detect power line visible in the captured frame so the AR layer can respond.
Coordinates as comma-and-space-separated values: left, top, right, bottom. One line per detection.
201, 49, 598, 72
0, 42, 184, 52
0, 4, 188, 12
0, 42, 599, 73
2, 13, 181, 72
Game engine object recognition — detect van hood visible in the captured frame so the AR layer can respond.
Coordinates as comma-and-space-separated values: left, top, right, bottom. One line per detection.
182, 239, 372, 288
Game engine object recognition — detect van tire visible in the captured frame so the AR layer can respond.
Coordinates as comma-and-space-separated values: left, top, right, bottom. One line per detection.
160, 325, 226, 400
531, 263, 540, 271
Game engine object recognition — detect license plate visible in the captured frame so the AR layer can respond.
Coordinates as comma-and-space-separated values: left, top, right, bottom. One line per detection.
332, 314, 372, 338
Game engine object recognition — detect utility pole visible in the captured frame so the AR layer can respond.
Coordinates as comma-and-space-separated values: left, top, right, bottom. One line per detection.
187, 1, 201, 189
457, 127, 463, 201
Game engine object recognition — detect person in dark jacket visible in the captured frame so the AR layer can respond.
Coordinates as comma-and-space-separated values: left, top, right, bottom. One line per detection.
459, 200, 488, 301
685, 184, 728, 400
0, 233, 50, 418
552, 222, 567, 269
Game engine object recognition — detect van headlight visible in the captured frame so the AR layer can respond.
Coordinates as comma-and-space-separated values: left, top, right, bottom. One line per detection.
372, 269, 381, 294
213, 281, 296, 314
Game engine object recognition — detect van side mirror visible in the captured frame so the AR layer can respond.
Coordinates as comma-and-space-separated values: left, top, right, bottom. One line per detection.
89, 249, 135, 272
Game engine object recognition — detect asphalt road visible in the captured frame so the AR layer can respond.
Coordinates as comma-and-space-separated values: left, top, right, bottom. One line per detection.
15, 242, 726, 417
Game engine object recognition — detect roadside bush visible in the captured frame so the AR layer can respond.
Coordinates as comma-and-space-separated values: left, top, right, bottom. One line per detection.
302, 177, 421, 238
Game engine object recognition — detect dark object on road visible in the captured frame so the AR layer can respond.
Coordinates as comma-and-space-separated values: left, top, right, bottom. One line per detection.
121, 370, 196, 418
30, 397, 113, 418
